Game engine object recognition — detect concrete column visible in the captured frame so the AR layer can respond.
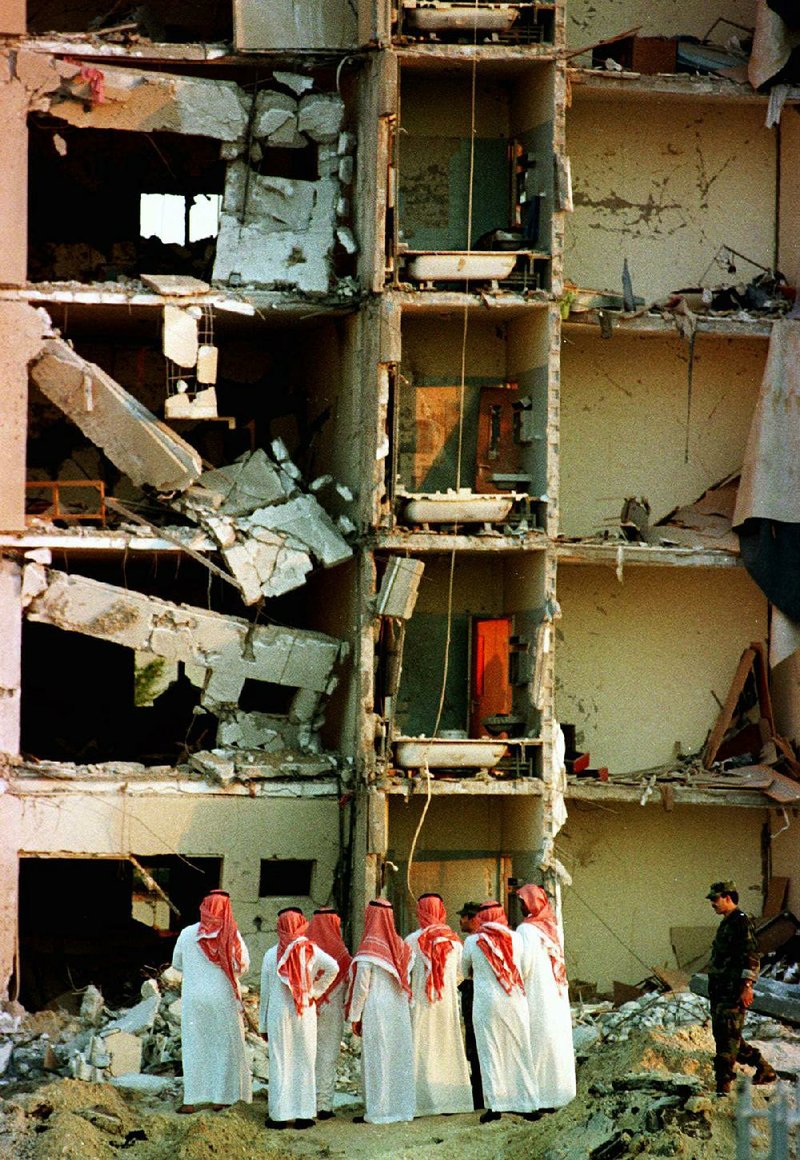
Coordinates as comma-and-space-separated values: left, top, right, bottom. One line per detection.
0, 303, 46, 530
0, 63, 28, 284
0, 560, 22, 756
0, 3, 25, 35
0, 799, 19, 1001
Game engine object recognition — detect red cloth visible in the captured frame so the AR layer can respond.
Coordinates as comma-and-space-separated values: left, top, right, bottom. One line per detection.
306, 909, 352, 1006
416, 894, 459, 1003
197, 890, 244, 998
517, 883, 568, 993
346, 899, 412, 1014
474, 901, 524, 996
276, 908, 315, 1016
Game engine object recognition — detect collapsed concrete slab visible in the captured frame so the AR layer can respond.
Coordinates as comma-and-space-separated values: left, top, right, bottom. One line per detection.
176, 450, 352, 604
21, 566, 346, 726
49, 63, 249, 142
212, 163, 339, 291
29, 338, 203, 494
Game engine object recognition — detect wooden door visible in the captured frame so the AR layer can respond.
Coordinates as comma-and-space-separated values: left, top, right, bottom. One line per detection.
470, 616, 512, 737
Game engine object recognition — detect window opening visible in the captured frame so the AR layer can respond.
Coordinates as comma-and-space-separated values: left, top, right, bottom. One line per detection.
259, 859, 314, 897
140, 193, 222, 246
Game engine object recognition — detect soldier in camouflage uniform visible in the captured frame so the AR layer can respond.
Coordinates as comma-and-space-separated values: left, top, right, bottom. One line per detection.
706, 880, 777, 1095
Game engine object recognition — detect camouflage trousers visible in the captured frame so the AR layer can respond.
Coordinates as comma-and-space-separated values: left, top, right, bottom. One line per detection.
711, 1002, 766, 1088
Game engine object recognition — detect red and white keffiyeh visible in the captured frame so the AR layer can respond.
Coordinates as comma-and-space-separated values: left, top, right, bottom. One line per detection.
416, 894, 460, 1003
276, 907, 315, 1016
474, 900, 525, 996
517, 883, 568, 995
345, 899, 412, 1015
306, 908, 352, 1006
197, 890, 244, 998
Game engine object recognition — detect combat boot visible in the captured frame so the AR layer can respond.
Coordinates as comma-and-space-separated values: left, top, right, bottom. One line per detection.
752, 1060, 777, 1085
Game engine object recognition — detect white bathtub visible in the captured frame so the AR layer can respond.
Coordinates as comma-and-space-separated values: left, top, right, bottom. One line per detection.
400, 489, 518, 524
406, 251, 518, 284
403, 3, 520, 34
394, 737, 509, 769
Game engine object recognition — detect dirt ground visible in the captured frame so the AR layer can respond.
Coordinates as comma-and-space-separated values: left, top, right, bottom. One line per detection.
0, 1020, 775, 1160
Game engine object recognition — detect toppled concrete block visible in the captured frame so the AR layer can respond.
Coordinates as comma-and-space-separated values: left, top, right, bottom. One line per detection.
89, 1037, 110, 1068
249, 495, 351, 568
102, 1030, 143, 1077
298, 93, 344, 142
216, 711, 279, 749
188, 750, 236, 783
196, 345, 219, 385
336, 226, 357, 255
339, 156, 354, 185
221, 534, 312, 602
212, 165, 338, 291
110, 1073, 174, 1093
0, 1041, 13, 1076
102, 994, 159, 1037
273, 72, 314, 95
163, 305, 199, 368
161, 968, 182, 991
253, 90, 296, 140
197, 451, 290, 515
141, 979, 160, 1001
79, 985, 105, 1027
30, 338, 202, 494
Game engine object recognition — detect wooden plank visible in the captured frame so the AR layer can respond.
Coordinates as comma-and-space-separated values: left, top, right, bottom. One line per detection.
751, 640, 776, 736
703, 646, 757, 768
763, 877, 790, 920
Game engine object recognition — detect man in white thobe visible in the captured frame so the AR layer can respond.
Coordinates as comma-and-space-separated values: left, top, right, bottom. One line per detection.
516, 883, 576, 1109
405, 893, 473, 1116
171, 889, 252, 1112
346, 898, 415, 1123
462, 899, 538, 1122
259, 907, 338, 1130
306, 907, 352, 1120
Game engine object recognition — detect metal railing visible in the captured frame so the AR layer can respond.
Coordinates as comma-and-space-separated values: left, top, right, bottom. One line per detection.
736, 1077, 799, 1159
25, 480, 107, 526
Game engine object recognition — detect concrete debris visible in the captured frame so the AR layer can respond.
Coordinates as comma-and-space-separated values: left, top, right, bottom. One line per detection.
253, 89, 297, 142
162, 305, 199, 368
212, 163, 339, 291
297, 93, 345, 142
49, 64, 249, 142
273, 72, 315, 95
30, 337, 203, 494
22, 565, 346, 737
176, 450, 352, 604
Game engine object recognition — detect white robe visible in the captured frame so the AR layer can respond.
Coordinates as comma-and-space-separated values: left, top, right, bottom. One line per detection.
259, 942, 339, 1122
405, 928, 473, 1116
316, 978, 346, 1113
462, 931, 538, 1113
171, 923, 252, 1107
347, 958, 415, 1123
516, 922, 577, 1108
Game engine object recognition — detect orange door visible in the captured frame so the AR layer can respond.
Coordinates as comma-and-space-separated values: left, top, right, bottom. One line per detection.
470, 617, 513, 737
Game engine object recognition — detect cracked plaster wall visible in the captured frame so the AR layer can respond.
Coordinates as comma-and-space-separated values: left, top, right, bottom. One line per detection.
554, 564, 767, 775
560, 801, 763, 991
565, 99, 775, 304
0, 303, 51, 530
558, 329, 764, 538
566, 0, 755, 49
0, 792, 341, 998
234, 0, 357, 50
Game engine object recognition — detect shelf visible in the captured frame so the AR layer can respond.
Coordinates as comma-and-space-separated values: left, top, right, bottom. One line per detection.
567, 67, 789, 105
561, 312, 775, 339
375, 528, 549, 552
555, 541, 741, 569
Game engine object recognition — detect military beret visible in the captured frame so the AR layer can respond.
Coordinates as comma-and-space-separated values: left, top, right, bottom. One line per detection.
457, 901, 481, 917
706, 880, 737, 899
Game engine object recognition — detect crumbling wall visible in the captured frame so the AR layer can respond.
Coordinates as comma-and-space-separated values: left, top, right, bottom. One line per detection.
0, 303, 51, 529
21, 566, 347, 748
567, 0, 755, 46
212, 84, 356, 292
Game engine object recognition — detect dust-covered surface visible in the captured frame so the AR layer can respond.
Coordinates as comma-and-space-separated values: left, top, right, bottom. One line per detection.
0, 1013, 784, 1159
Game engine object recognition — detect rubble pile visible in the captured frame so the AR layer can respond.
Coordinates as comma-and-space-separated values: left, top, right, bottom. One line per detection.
1, 984, 796, 1159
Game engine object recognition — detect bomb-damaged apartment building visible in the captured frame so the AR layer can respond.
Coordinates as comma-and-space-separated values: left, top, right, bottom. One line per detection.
2, 0, 800, 1015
